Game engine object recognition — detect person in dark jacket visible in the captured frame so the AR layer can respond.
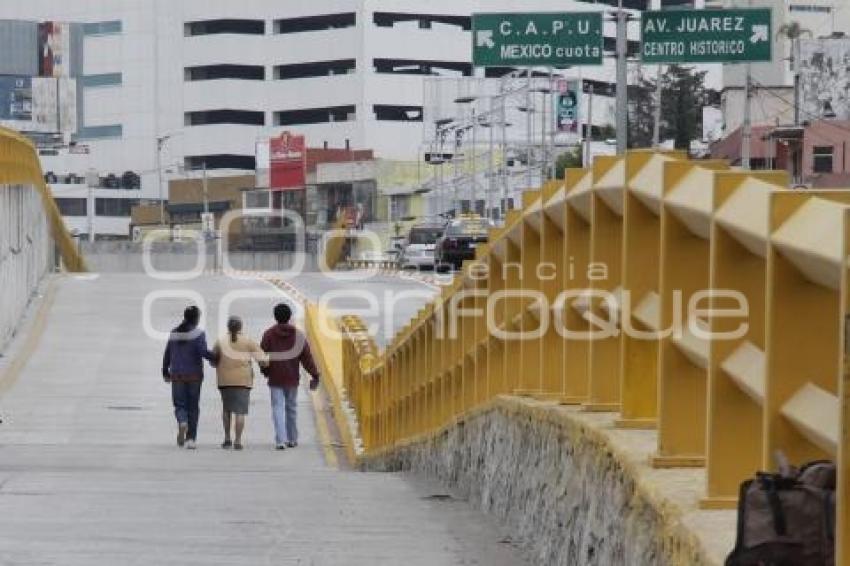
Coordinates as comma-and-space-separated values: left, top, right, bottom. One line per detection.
162, 306, 217, 449
260, 303, 320, 450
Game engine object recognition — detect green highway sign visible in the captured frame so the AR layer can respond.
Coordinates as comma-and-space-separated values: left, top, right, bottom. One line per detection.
472, 12, 603, 67
641, 8, 772, 64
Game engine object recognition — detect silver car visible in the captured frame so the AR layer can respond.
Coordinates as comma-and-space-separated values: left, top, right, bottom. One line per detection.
398, 224, 444, 270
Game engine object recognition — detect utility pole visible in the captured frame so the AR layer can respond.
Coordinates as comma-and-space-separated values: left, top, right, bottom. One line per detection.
156, 136, 166, 225
584, 84, 594, 167
526, 68, 533, 190
501, 77, 508, 217
652, 64, 663, 147
742, 66, 752, 170
471, 106, 477, 214
741, 0, 753, 169
615, 0, 628, 154
202, 160, 209, 215
487, 95, 495, 220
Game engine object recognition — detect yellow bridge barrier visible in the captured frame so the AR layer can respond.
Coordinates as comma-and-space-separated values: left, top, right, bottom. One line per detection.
0, 127, 86, 272
320, 216, 349, 272
330, 150, 850, 564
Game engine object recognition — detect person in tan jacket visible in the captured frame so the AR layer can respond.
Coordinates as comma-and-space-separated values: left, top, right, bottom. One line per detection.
212, 317, 268, 450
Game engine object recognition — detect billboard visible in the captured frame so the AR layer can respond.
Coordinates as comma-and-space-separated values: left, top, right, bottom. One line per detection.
554, 79, 581, 135
38, 21, 71, 77
0, 75, 76, 133
269, 132, 306, 190
799, 37, 850, 121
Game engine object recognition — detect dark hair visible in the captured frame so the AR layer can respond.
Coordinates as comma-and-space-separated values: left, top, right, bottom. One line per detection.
184, 306, 201, 325
274, 303, 292, 324
175, 306, 201, 341
227, 316, 242, 343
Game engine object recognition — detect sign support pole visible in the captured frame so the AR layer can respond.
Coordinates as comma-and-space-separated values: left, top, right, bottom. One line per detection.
742, 68, 752, 169
616, 0, 628, 154
585, 84, 594, 167
526, 67, 533, 190
501, 77, 508, 216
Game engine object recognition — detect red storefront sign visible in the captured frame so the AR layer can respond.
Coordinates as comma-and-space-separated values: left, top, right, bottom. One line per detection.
270, 132, 306, 190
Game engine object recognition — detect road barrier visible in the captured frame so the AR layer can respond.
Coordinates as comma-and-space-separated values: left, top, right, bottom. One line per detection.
0, 127, 85, 273
0, 127, 86, 349
332, 150, 849, 563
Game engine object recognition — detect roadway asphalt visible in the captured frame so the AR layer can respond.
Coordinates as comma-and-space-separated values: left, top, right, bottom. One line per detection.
287, 271, 440, 346
0, 273, 525, 566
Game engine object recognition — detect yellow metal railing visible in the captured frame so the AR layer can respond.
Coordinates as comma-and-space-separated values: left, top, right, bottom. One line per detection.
321, 217, 350, 272
334, 151, 850, 564
0, 126, 86, 272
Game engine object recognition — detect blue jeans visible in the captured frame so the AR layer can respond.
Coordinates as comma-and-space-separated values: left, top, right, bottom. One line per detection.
172, 381, 202, 440
270, 386, 298, 445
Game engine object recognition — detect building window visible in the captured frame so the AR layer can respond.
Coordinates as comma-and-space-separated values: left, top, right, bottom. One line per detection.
373, 58, 471, 77
390, 195, 411, 220
813, 146, 834, 173
96, 198, 139, 217
185, 20, 265, 36
274, 59, 356, 80
374, 105, 423, 122
373, 12, 471, 31
82, 20, 122, 36
244, 189, 271, 209
80, 73, 123, 87
185, 155, 256, 171
274, 13, 356, 34
77, 125, 123, 139
185, 110, 265, 126
185, 65, 265, 81
275, 105, 356, 126
55, 197, 87, 217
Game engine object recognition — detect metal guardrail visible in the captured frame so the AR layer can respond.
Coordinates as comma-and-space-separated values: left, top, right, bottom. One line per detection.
336, 150, 850, 563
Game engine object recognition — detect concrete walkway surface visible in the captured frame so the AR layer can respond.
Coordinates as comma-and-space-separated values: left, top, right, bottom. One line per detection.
0, 274, 525, 566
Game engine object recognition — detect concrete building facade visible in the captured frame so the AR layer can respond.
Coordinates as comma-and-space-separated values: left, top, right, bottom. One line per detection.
0, 0, 647, 229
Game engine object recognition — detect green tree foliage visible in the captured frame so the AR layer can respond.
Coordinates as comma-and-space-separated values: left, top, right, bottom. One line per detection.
554, 146, 584, 179
628, 65, 708, 151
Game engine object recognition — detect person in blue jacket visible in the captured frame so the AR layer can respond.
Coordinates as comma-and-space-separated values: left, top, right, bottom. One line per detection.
162, 306, 217, 449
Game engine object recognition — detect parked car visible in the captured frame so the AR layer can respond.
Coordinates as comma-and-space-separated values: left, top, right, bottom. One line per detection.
435, 215, 494, 272
398, 222, 445, 270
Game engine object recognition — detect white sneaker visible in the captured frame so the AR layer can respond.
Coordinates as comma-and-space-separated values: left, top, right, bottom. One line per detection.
185, 439, 197, 450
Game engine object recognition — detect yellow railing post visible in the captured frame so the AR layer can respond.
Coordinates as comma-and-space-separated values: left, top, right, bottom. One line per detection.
702, 171, 786, 508
585, 156, 624, 412
653, 160, 729, 468
539, 181, 569, 402
516, 190, 545, 397
564, 169, 594, 407
618, 151, 683, 429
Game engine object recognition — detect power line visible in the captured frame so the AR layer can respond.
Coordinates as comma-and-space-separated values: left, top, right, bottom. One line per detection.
750, 78, 850, 137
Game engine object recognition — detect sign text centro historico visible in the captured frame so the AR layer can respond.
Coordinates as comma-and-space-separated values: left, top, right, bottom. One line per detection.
641, 8, 772, 64
472, 13, 604, 67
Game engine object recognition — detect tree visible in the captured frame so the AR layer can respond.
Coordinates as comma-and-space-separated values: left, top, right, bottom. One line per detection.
662, 65, 708, 151
628, 71, 657, 149
554, 146, 584, 179
628, 65, 709, 151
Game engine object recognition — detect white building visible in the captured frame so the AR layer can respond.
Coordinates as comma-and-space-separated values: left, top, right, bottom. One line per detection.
0, 0, 653, 239
721, 0, 850, 133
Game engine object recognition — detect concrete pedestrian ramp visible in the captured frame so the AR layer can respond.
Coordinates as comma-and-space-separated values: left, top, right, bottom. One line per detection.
0, 274, 525, 565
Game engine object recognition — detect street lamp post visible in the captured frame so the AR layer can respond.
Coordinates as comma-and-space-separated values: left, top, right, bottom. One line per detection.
155, 134, 173, 226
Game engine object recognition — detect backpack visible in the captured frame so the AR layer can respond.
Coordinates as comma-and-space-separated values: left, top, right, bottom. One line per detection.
726, 460, 836, 566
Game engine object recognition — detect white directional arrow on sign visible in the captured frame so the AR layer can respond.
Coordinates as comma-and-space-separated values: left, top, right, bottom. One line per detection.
477, 30, 495, 49
750, 24, 768, 44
